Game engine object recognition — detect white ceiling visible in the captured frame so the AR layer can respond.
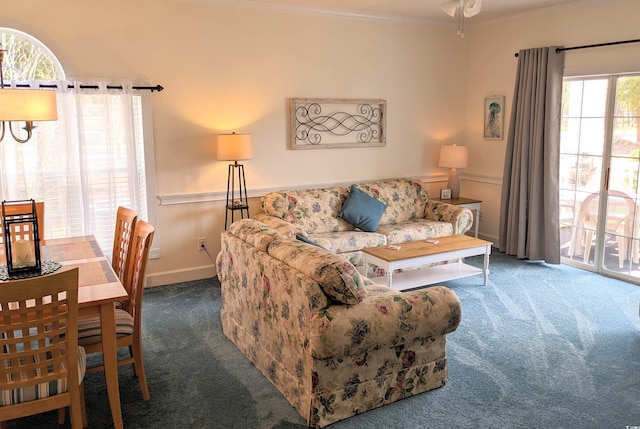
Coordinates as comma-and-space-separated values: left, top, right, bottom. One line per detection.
230, 0, 611, 23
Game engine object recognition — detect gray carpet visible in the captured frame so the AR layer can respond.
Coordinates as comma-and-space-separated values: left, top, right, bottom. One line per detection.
9, 250, 640, 428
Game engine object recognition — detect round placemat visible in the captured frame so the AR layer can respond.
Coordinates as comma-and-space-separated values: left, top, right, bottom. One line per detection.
0, 260, 62, 281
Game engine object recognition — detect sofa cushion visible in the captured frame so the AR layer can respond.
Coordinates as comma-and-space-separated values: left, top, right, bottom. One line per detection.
307, 230, 387, 254
228, 219, 284, 252
376, 219, 454, 244
267, 238, 366, 305
0, 346, 87, 406
78, 309, 134, 345
338, 185, 387, 232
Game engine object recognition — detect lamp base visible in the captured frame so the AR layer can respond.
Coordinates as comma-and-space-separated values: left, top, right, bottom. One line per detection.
448, 168, 460, 199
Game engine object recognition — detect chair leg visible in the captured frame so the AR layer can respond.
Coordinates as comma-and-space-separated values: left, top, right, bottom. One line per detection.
128, 344, 136, 376
70, 383, 85, 429
1, 421, 8, 429
583, 230, 594, 263
81, 383, 88, 428
132, 340, 150, 401
568, 226, 579, 257
617, 236, 626, 268
58, 407, 66, 424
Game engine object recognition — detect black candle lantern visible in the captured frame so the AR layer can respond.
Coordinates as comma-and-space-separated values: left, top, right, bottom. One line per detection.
2, 199, 41, 276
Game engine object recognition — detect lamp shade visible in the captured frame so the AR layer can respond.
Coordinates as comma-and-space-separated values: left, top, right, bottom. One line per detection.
0, 88, 58, 121
217, 133, 253, 161
439, 145, 468, 169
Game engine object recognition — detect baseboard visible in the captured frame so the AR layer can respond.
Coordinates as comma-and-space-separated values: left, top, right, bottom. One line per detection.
478, 233, 498, 245
145, 264, 216, 287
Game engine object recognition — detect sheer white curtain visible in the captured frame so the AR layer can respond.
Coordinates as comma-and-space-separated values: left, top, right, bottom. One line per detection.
0, 80, 148, 258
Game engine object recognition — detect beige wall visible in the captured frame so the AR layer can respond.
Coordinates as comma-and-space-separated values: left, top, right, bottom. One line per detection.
2, 0, 639, 285
0, 0, 467, 285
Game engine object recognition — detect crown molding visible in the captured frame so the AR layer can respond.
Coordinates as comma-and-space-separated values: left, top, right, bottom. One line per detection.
175, 0, 616, 28
175, 0, 447, 26
474, 0, 613, 27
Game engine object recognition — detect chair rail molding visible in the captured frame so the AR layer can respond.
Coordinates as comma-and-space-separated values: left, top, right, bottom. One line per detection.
156, 174, 503, 206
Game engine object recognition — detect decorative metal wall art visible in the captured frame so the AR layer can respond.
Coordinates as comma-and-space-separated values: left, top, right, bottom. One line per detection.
289, 98, 386, 149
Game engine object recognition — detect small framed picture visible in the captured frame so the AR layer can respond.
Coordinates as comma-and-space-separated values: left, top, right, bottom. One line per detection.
440, 188, 451, 200
484, 95, 504, 140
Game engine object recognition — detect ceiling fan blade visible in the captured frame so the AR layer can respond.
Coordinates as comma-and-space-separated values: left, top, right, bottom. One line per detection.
440, 0, 459, 17
463, 0, 482, 18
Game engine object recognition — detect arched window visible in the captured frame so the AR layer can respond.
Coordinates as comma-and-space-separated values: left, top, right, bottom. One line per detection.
0, 27, 158, 260
0, 28, 64, 80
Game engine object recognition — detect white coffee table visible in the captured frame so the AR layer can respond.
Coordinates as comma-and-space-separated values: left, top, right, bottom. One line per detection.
362, 235, 492, 291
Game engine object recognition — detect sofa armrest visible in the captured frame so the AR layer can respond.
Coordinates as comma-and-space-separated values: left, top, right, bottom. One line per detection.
424, 201, 473, 235
252, 212, 308, 238
309, 285, 461, 360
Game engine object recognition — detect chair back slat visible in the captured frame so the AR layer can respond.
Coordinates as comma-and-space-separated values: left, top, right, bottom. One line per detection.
122, 221, 154, 321
111, 207, 138, 283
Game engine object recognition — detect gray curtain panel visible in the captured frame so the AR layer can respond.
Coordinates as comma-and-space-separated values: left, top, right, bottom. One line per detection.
499, 47, 565, 263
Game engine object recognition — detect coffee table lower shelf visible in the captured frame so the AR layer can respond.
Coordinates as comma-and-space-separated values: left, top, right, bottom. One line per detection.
362, 235, 492, 292
368, 261, 484, 291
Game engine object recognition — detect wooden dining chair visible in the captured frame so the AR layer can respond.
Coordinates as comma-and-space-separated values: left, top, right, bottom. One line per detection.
0, 268, 86, 429
111, 206, 138, 283
77, 220, 154, 401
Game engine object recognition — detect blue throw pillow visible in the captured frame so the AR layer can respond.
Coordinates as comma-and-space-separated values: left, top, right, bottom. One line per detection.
338, 185, 387, 232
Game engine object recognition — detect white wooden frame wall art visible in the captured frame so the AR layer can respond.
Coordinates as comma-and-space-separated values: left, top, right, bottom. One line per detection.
289, 98, 386, 149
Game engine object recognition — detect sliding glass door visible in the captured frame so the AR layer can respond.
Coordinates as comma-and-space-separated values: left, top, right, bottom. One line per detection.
560, 74, 640, 283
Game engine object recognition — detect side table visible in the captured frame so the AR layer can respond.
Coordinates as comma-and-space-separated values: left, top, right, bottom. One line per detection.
431, 196, 482, 238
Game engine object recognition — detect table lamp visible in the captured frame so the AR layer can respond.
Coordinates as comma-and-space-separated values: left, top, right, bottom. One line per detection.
439, 144, 468, 199
217, 132, 253, 229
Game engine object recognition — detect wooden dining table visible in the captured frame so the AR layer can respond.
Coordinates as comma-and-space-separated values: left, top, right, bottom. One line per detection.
1, 235, 127, 429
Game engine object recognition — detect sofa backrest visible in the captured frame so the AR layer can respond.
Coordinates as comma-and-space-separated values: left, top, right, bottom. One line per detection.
259, 179, 430, 233
228, 217, 285, 251
260, 186, 352, 234
354, 179, 429, 225
267, 238, 367, 305
224, 219, 366, 305
221, 219, 330, 312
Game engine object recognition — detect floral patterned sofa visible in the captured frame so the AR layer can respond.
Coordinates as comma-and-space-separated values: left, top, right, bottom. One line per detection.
253, 178, 473, 276
217, 219, 462, 428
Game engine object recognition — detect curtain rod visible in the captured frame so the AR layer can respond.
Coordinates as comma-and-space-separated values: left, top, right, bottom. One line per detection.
514, 38, 640, 57
5, 83, 164, 92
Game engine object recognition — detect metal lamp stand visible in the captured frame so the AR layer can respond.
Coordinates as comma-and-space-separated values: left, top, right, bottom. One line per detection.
224, 161, 250, 229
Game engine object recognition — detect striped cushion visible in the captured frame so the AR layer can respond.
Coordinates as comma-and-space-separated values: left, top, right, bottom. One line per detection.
77, 309, 134, 346
0, 346, 86, 406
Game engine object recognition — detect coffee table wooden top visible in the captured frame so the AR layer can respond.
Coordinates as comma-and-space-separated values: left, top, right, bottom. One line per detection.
362, 234, 493, 262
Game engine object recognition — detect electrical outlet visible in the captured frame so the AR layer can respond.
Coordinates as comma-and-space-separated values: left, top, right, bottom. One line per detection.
198, 237, 207, 251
